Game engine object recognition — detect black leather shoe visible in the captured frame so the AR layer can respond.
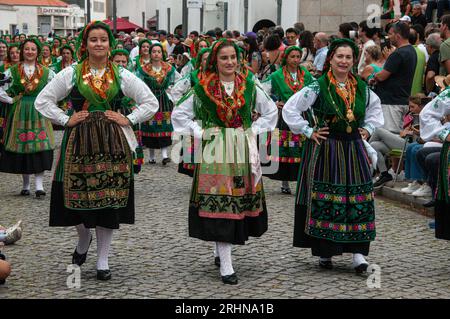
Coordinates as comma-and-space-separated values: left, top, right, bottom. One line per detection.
97, 270, 112, 281
149, 159, 156, 164
221, 273, 238, 285
35, 190, 46, 199
319, 260, 333, 270
72, 236, 92, 266
281, 187, 292, 195
20, 190, 30, 196
423, 200, 435, 208
162, 158, 171, 165
214, 257, 220, 267
354, 263, 369, 274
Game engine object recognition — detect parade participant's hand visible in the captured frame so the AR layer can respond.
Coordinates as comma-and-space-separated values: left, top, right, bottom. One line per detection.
105, 110, 131, 127
12, 93, 23, 104
311, 127, 329, 145
359, 128, 370, 140
446, 134, 450, 143
66, 111, 89, 127
276, 101, 285, 109
400, 128, 413, 138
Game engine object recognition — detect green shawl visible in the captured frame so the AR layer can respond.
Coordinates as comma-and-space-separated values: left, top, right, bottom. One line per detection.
314, 73, 368, 133
269, 66, 314, 102
74, 62, 121, 111
193, 73, 256, 130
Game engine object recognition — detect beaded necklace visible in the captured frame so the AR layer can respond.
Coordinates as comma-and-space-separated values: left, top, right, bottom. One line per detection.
326, 69, 357, 133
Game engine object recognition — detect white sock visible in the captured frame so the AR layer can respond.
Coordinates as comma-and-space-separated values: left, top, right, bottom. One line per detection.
149, 149, 155, 161
213, 242, 219, 258
352, 253, 368, 267
282, 181, 290, 189
22, 174, 30, 190
217, 242, 234, 276
96, 226, 113, 270
75, 224, 92, 254
35, 172, 44, 191
161, 147, 168, 159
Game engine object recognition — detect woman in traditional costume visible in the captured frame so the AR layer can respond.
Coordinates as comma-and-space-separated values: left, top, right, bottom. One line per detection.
420, 87, 450, 241
172, 39, 277, 285
0, 39, 55, 198
51, 37, 61, 58
51, 45, 76, 73
136, 42, 181, 165
261, 46, 314, 194
283, 39, 383, 273
172, 48, 211, 177
0, 40, 7, 68
38, 43, 56, 68
35, 21, 158, 281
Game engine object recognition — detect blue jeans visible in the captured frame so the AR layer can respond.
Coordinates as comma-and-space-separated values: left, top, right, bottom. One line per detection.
405, 142, 425, 181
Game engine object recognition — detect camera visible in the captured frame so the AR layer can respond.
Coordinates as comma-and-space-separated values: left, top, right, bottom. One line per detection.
349, 30, 359, 39
380, 36, 392, 51
0, 73, 12, 87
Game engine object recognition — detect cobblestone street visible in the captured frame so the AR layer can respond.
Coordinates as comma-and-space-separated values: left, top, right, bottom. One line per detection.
1, 143, 450, 299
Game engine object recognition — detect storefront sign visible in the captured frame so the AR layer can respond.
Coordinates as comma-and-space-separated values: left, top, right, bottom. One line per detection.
37, 7, 70, 16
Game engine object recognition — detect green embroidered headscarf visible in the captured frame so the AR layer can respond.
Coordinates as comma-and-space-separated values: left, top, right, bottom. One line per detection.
282, 46, 303, 66
76, 20, 116, 61
204, 38, 241, 73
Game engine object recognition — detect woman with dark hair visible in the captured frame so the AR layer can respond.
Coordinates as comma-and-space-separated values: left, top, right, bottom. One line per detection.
338, 23, 355, 39
136, 42, 181, 165
243, 34, 261, 74
38, 43, 56, 67
260, 34, 283, 81
299, 31, 315, 63
35, 21, 159, 281
261, 46, 314, 194
0, 38, 56, 197
283, 39, 383, 273
51, 45, 76, 73
0, 43, 19, 73
172, 39, 277, 285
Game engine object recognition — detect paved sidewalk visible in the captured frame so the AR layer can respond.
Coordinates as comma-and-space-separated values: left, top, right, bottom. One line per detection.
0, 149, 449, 299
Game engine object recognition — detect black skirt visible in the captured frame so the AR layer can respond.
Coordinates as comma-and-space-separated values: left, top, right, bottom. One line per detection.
0, 145, 53, 174
142, 136, 172, 149
49, 180, 135, 229
435, 201, 450, 240
188, 203, 268, 245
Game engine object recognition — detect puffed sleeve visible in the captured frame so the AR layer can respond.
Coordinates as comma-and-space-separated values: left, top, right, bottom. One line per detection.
362, 89, 384, 136
282, 84, 319, 138
171, 93, 203, 139
251, 85, 278, 135
0, 69, 14, 104
119, 68, 159, 125
420, 88, 450, 142
34, 66, 75, 126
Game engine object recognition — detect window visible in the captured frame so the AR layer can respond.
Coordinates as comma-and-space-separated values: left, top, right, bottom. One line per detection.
54, 16, 65, 29
93, 1, 104, 13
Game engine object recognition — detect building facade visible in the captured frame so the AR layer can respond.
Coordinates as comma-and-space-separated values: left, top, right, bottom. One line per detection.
0, 0, 85, 36
150, 0, 383, 35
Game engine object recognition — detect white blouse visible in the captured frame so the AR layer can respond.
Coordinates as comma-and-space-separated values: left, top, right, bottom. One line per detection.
282, 83, 384, 138
34, 65, 159, 128
172, 85, 278, 139
420, 88, 450, 142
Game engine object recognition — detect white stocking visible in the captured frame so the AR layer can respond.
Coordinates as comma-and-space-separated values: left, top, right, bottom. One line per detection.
161, 147, 168, 159
35, 172, 44, 191
216, 242, 234, 276
149, 149, 155, 161
96, 226, 113, 270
